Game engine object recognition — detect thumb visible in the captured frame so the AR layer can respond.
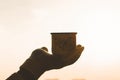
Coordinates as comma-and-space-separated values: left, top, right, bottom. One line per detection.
41, 47, 48, 52
30, 47, 50, 60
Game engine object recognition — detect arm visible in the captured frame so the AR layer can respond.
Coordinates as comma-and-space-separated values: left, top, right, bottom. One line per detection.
6, 45, 84, 80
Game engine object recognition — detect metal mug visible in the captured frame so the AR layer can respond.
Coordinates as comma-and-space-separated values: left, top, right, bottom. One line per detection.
51, 32, 77, 57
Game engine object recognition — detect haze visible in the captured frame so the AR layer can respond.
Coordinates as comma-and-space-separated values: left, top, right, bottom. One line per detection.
0, 0, 120, 80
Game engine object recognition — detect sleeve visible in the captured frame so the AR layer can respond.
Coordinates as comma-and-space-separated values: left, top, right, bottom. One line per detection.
6, 68, 36, 80
6, 73, 24, 80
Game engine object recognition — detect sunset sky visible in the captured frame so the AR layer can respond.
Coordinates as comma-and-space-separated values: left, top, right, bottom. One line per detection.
0, 0, 120, 80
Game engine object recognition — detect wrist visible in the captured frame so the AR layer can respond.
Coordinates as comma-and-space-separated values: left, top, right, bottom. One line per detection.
18, 68, 35, 80
20, 59, 46, 79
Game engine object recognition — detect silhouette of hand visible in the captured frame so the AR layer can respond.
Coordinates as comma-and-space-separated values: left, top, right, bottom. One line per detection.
20, 45, 84, 79
45, 45, 84, 70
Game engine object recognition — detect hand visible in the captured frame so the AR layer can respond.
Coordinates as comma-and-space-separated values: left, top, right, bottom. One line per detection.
45, 45, 84, 70
20, 45, 84, 79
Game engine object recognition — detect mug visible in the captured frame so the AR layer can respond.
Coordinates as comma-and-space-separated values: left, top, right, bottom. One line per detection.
51, 32, 77, 57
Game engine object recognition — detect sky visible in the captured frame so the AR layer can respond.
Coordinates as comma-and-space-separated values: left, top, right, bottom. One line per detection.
0, 0, 120, 80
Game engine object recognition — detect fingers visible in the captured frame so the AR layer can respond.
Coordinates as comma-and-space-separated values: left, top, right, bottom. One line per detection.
76, 44, 84, 55
63, 44, 84, 66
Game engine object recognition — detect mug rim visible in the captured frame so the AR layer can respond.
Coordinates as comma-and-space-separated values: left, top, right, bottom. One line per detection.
51, 32, 77, 34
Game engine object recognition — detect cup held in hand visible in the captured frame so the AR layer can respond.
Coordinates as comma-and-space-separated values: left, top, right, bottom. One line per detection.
51, 32, 77, 57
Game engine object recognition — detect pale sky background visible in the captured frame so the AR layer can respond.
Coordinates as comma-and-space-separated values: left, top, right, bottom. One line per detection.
0, 0, 120, 80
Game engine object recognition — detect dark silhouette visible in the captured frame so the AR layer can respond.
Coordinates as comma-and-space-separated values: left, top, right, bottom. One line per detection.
6, 45, 84, 80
